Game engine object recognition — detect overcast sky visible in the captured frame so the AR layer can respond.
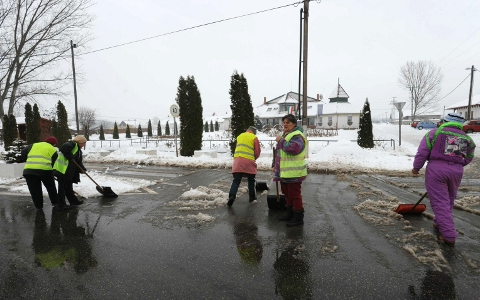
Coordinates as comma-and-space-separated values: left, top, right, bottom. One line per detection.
66, 0, 480, 125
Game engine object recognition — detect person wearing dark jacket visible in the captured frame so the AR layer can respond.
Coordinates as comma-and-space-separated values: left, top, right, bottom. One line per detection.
21, 136, 59, 211
53, 135, 87, 211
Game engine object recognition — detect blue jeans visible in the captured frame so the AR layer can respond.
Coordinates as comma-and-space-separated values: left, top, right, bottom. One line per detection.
229, 173, 256, 199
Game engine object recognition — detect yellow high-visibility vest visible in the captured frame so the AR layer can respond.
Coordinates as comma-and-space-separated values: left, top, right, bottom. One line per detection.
279, 130, 307, 178
24, 142, 57, 171
53, 143, 78, 174
234, 132, 256, 161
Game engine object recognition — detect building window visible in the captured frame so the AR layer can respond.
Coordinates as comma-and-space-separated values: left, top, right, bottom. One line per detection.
347, 115, 353, 126
318, 117, 322, 126
328, 116, 332, 126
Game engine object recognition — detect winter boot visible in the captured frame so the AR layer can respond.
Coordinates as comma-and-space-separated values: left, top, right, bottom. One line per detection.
279, 206, 294, 221
287, 209, 304, 226
227, 195, 235, 207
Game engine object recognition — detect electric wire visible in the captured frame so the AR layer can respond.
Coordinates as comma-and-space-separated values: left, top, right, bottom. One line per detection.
439, 26, 480, 66
79, 1, 304, 56
437, 73, 471, 102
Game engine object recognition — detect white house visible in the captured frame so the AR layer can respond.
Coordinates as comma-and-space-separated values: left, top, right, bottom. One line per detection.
254, 83, 362, 129
446, 94, 480, 120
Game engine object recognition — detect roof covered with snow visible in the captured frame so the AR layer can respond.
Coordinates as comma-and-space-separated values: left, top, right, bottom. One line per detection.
446, 94, 480, 109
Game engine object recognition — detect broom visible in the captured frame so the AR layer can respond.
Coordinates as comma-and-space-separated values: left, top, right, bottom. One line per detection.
394, 192, 427, 214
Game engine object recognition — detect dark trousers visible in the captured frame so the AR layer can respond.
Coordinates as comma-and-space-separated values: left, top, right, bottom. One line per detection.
280, 181, 303, 211
229, 173, 256, 199
24, 175, 57, 209
56, 176, 80, 207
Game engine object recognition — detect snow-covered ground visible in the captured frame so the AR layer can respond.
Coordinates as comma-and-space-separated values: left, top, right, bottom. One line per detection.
1, 123, 479, 199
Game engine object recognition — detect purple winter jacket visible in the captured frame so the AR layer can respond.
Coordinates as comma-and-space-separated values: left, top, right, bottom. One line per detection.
413, 123, 476, 171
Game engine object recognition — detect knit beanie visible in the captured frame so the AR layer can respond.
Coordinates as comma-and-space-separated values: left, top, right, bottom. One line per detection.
247, 126, 257, 135
444, 113, 465, 124
72, 135, 87, 143
45, 136, 58, 146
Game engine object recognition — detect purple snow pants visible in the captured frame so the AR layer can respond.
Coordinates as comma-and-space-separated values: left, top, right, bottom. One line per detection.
425, 160, 463, 243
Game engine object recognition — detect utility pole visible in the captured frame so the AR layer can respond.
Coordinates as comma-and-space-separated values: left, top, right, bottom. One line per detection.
466, 65, 477, 121
410, 86, 414, 121
301, 0, 309, 129
70, 40, 79, 134
297, 8, 303, 121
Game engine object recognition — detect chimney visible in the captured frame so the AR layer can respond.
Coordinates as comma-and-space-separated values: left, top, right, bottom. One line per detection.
264, 97, 267, 104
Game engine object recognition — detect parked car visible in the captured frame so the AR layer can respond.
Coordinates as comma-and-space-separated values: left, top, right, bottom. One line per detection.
416, 121, 437, 130
411, 121, 419, 128
462, 120, 480, 133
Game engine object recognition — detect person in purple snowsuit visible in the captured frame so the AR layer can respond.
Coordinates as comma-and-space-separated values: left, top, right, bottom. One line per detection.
412, 113, 475, 246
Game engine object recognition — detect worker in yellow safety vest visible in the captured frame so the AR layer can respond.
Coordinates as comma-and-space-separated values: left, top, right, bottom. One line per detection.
20, 136, 59, 211
273, 114, 307, 226
227, 126, 261, 207
53, 135, 87, 211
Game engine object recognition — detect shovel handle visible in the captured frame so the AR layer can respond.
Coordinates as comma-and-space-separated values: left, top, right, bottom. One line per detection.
71, 159, 102, 189
275, 181, 280, 202
412, 192, 428, 210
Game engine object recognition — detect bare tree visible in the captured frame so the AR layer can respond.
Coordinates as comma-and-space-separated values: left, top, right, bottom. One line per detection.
77, 106, 97, 139
398, 60, 443, 120
0, 0, 94, 123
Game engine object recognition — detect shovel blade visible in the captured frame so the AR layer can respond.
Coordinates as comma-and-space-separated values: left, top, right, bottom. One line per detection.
255, 181, 269, 191
394, 204, 426, 214
102, 186, 118, 198
267, 195, 286, 210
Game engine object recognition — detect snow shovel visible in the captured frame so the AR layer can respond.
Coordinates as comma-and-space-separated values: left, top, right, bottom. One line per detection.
255, 180, 269, 191
267, 180, 286, 210
394, 192, 427, 214
71, 160, 118, 198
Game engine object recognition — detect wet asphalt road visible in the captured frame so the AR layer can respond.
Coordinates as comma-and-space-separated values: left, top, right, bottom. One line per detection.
1, 163, 479, 299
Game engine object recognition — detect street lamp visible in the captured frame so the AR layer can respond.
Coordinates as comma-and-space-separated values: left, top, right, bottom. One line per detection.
466, 65, 478, 121
70, 40, 79, 134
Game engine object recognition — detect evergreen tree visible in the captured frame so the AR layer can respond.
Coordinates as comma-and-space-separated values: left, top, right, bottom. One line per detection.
165, 121, 170, 135
204, 121, 209, 132
25, 103, 35, 144
147, 119, 153, 137
56, 101, 71, 145
51, 119, 58, 140
137, 124, 143, 137
2, 139, 27, 164
177, 75, 203, 156
357, 98, 374, 149
209, 120, 214, 132
99, 125, 105, 140
157, 121, 162, 137
112, 121, 119, 139
83, 125, 90, 141
229, 71, 254, 155
2, 114, 16, 149
126, 124, 131, 138
215, 121, 219, 131
32, 104, 41, 142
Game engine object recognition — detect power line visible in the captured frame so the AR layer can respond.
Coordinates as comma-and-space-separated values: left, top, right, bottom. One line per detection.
439, 26, 480, 65
437, 73, 471, 101
79, 1, 304, 56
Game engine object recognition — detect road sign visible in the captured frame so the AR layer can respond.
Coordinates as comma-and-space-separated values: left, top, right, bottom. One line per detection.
394, 102, 406, 112
170, 104, 179, 117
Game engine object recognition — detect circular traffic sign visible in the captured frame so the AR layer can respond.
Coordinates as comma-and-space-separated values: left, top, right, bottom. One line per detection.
170, 104, 179, 117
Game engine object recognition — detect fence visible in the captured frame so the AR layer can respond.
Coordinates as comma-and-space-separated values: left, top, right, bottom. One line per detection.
86, 137, 396, 151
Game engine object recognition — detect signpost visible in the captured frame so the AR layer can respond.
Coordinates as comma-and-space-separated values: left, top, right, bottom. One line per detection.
394, 102, 406, 146
170, 104, 179, 157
